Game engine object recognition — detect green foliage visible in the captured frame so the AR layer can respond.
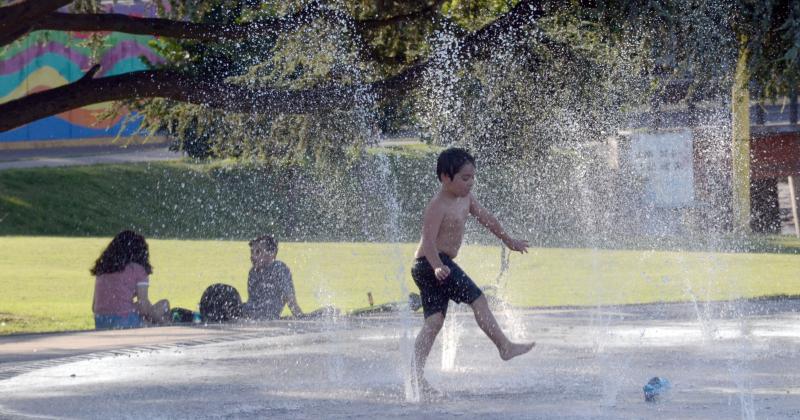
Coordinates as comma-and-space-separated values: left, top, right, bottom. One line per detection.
416, 10, 647, 164
442, 0, 517, 30
746, 0, 800, 98
556, 1, 800, 101
132, 1, 381, 162
45, 1, 800, 162
130, 1, 588, 162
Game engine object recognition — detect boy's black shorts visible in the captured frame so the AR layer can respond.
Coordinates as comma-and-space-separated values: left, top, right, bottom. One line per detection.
411, 253, 483, 318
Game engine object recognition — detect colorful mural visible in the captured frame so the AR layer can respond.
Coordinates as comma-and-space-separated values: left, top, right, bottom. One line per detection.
0, 1, 162, 146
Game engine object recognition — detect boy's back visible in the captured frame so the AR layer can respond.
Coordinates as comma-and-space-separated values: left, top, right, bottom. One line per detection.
245, 260, 294, 319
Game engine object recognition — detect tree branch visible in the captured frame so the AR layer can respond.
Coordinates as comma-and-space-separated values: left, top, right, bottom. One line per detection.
357, 0, 446, 30
20, 1, 446, 43
459, 0, 545, 61
0, 69, 360, 132
7, 0, 543, 72
0, 0, 72, 46
78, 63, 100, 81
32, 12, 244, 40
372, 0, 546, 96
28, 4, 324, 42
0, 0, 553, 132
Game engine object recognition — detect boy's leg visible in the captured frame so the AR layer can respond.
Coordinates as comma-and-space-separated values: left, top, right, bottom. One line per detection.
414, 312, 445, 380
469, 295, 535, 361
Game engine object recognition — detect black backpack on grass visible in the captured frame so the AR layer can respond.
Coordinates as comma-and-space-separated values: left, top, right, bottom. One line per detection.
170, 307, 195, 323
199, 283, 242, 322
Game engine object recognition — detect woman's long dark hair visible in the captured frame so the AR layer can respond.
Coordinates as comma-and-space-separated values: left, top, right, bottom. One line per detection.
90, 230, 153, 276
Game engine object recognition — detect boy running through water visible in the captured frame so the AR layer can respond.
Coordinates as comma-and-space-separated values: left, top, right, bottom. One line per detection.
411, 147, 535, 397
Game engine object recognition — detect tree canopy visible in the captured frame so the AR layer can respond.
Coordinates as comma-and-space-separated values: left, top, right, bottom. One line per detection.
1, 1, 799, 162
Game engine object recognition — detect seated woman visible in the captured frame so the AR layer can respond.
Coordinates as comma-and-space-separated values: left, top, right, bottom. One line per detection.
91, 230, 170, 329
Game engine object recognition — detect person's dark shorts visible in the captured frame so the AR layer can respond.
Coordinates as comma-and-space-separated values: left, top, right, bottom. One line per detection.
411, 253, 483, 318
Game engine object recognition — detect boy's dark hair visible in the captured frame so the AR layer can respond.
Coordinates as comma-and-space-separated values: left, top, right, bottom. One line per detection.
199, 283, 242, 322
436, 147, 475, 181
91, 230, 152, 276
249, 234, 278, 254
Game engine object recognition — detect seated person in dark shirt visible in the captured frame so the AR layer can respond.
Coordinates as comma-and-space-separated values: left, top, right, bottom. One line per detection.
241, 235, 304, 320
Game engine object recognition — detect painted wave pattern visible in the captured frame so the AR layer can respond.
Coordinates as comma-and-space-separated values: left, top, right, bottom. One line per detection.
0, 1, 163, 143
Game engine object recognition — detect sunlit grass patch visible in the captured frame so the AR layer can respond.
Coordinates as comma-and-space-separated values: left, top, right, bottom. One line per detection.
1, 236, 799, 334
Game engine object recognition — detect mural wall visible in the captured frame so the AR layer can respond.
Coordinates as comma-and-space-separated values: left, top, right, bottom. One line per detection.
0, 1, 161, 146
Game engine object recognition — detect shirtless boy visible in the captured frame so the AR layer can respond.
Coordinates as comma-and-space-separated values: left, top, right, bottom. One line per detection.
411, 147, 535, 396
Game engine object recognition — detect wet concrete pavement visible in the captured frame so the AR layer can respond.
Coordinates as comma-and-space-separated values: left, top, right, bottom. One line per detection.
1, 300, 800, 419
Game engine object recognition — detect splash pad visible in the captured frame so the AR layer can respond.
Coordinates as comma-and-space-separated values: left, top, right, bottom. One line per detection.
2, 299, 800, 419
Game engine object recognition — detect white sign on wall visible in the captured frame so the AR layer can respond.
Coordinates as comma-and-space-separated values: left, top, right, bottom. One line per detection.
629, 130, 695, 208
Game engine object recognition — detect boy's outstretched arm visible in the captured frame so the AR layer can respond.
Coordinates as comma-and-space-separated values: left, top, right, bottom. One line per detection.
469, 194, 529, 253
420, 200, 450, 281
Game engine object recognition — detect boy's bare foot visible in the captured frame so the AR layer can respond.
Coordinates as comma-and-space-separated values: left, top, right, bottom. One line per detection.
499, 341, 536, 361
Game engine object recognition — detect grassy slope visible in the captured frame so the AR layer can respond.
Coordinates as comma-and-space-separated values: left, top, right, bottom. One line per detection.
0, 162, 206, 237
2, 237, 799, 334
0, 148, 439, 240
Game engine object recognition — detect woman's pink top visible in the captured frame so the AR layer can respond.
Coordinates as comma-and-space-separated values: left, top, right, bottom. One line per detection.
93, 263, 149, 316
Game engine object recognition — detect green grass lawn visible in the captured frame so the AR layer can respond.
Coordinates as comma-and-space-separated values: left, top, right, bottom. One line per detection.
1, 236, 799, 335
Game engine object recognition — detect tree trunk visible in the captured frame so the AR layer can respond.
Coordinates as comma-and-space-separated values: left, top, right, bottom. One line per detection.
731, 36, 751, 233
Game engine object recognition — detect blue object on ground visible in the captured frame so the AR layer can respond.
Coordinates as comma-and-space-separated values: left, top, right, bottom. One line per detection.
643, 377, 671, 402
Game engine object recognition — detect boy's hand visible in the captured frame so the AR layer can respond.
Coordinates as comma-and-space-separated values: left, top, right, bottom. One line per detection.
504, 238, 529, 253
434, 266, 451, 282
